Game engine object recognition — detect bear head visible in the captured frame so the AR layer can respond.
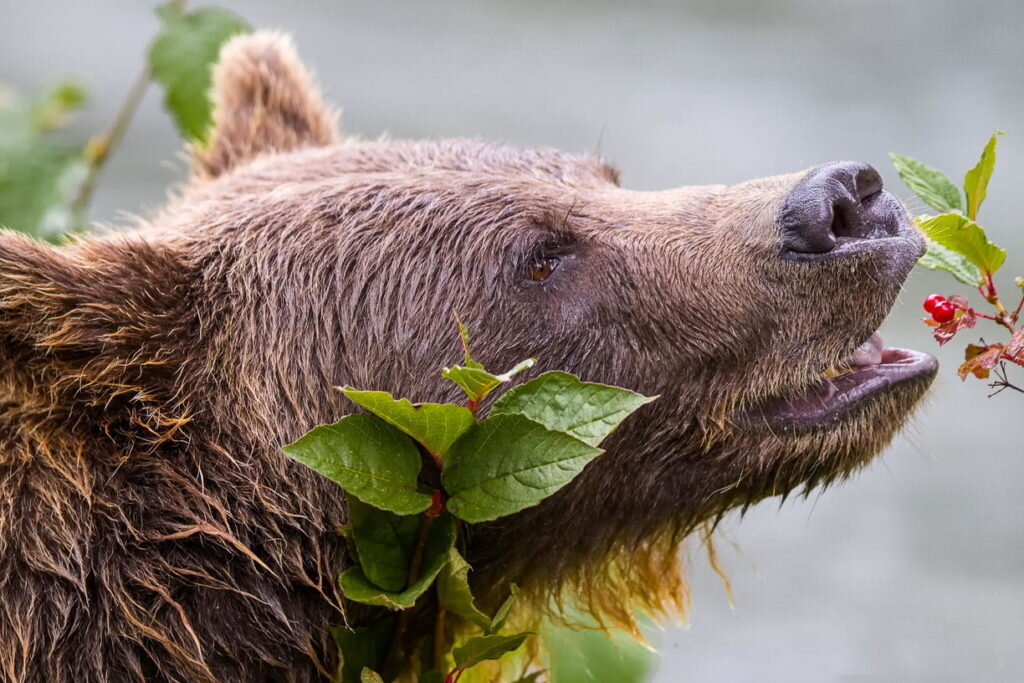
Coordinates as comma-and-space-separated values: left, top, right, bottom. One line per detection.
0, 31, 937, 679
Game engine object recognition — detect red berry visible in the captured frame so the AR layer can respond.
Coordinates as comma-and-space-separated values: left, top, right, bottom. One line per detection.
932, 301, 956, 323
923, 294, 946, 314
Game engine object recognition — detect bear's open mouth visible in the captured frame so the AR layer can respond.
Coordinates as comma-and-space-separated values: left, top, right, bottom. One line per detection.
743, 332, 938, 431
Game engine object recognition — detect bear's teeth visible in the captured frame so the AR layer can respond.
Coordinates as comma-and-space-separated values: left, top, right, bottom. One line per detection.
823, 364, 851, 379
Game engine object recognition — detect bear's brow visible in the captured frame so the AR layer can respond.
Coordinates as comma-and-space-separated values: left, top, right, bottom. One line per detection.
329, 139, 621, 187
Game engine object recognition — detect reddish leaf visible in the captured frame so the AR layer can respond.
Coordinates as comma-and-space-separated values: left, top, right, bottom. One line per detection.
932, 308, 977, 345
1007, 328, 1024, 359
958, 343, 1004, 380
948, 294, 970, 308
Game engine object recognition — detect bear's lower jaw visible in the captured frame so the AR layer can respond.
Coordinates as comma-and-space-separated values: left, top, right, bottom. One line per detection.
737, 342, 938, 432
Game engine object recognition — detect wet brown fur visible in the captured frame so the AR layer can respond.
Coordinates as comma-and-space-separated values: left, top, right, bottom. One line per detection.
0, 33, 934, 681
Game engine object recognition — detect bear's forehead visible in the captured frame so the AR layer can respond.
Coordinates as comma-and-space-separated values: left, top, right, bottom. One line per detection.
218, 138, 621, 190
161, 139, 626, 241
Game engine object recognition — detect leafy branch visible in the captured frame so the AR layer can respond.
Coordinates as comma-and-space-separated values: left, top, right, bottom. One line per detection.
988, 363, 1024, 397
283, 317, 656, 681
0, 1, 248, 238
69, 66, 152, 219
891, 131, 1024, 389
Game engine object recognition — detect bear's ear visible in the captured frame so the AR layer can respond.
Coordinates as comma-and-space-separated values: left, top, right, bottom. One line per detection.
0, 230, 191, 390
191, 31, 339, 180
0, 231, 82, 350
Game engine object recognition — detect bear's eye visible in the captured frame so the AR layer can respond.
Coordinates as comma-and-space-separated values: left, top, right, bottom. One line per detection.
529, 257, 560, 282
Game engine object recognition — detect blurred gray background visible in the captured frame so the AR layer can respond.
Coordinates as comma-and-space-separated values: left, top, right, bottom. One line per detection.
3, 1, 1022, 681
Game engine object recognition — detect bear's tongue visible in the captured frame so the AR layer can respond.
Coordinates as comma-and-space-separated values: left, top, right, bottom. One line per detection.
741, 330, 937, 430
848, 332, 883, 367
823, 331, 883, 378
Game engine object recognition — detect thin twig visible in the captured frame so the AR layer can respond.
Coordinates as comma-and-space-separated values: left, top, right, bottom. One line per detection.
988, 363, 1024, 397
70, 0, 190, 224
70, 65, 152, 221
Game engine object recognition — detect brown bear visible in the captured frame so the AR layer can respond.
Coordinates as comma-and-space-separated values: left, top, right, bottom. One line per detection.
0, 32, 937, 682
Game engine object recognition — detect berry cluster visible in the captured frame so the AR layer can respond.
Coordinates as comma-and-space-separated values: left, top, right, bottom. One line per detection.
923, 294, 957, 323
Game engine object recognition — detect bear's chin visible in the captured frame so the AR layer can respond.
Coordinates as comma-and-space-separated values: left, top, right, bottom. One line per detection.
714, 351, 937, 511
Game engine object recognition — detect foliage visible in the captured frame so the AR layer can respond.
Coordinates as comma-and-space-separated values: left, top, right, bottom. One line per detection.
540, 611, 658, 683
149, 3, 250, 141
285, 318, 656, 681
441, 414, 604, 523
0, 82, 88, 239
891, 132, 1024, 393
283, 414, 434, 515
0, 2, 247, 239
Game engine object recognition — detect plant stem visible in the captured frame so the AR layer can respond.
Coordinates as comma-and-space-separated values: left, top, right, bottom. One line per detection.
1001, 352, 1024, 367
950, 302, 998, 321
383, 514, 436, 679
989, 363, 1024, 396
70, 64, 152, 222
996, 315, 1017, 333
433, 607, 447, 672
983, 274, 1009, 313
975, 275, 1018, 332
70, 0, 190, 225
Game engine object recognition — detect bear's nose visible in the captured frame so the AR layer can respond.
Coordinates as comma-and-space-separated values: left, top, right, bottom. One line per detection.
778, 161, 895, 254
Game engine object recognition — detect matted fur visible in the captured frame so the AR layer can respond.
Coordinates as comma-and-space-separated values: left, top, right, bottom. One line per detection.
0, 32, 934, 681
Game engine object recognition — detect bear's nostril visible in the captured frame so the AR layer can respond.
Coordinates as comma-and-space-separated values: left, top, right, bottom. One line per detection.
854, 165, 883, 201
779, 161, 897, 255
830, 201, 851, 239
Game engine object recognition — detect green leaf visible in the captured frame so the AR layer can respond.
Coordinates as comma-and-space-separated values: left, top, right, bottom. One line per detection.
29, 82, 88, 133
441, 366, 500, 403
442, 414, 602, 523
436, 548, 491, 630
453, 632, 531, 671
0, 145, 86, 240
0, 82, 88, 146
282, 414, 432, 515
149, 4, 250, 141
542, 627, 653, 683
442, 359, 535, 404
489, 371, 655, 447
340, 514, 456, 609
488, 584, 519, 635
510, 674, 543, 683
360, 668, 384, 683
963, 131, 1004, 220
917, 238, 983, 286
340, 387, 475, 460
332, 617, 394, 683
0, 83, 89, 239
347, 498, 421, 593
889, 153, 963, 213
916, 212, 1006, 276
453, 312, 484, 369
420, 673, 445, 683
541, 611, 657, 683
